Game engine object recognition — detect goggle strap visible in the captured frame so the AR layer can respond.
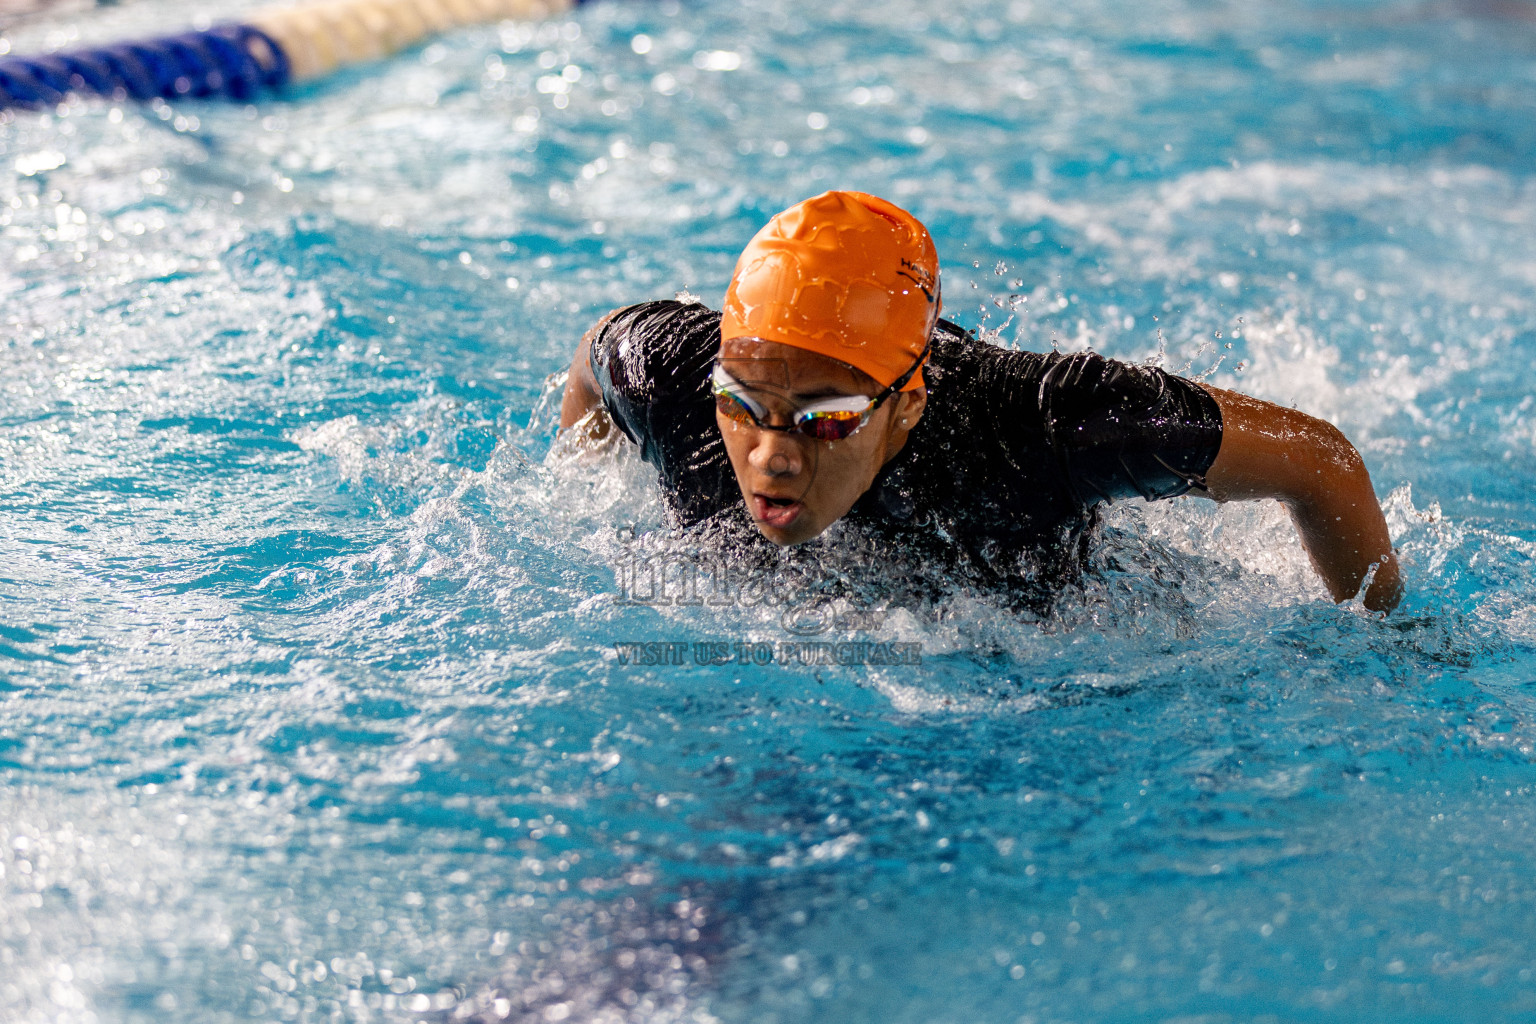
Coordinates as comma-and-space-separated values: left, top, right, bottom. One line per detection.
872, 337, 932, 406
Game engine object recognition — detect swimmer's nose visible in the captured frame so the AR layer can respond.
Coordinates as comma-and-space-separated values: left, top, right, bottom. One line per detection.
748, 430, 803, 477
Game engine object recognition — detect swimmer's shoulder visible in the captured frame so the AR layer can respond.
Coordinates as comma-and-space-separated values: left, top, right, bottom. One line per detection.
930, 325, 1204, 404
600, 297, 719, 331
926, 318, 1062, 404
591, 299, 721, 402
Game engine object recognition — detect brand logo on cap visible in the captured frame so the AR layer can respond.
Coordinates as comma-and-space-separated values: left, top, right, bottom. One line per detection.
897, 258, 937, 302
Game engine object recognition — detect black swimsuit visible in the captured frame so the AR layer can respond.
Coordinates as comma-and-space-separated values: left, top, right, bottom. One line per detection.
590, 300, 1223, 602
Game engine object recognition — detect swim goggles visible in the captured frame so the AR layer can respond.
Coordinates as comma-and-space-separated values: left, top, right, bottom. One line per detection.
711, 341, 930, 442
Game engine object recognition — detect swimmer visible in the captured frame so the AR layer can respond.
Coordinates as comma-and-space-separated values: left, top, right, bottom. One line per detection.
560, 191, 1402, 612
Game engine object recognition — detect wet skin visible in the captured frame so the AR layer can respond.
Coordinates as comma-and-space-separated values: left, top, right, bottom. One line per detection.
715, 337, 926, 546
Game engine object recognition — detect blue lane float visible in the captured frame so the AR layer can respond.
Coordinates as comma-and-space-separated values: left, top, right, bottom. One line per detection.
0, 25, 289, 108
0, 0, 580, 111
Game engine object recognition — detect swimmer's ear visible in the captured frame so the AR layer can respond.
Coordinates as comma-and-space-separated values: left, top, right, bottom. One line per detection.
884, 388, 926, 462
894, 387, 927, 429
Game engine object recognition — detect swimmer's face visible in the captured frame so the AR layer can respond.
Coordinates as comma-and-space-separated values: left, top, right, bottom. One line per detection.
715, 337, 926, 546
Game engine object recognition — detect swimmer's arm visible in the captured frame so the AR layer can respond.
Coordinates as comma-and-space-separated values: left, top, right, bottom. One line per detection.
1199, 386, 1403, 613
558, 312, 619, 443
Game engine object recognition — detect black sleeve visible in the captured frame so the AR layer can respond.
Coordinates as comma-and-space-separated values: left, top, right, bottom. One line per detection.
587, 300, 720, 463
586, 300, 739, 525
1038, 351, 1223, 504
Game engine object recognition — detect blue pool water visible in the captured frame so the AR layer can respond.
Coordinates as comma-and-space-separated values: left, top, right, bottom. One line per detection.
4, 0, 1536, 1020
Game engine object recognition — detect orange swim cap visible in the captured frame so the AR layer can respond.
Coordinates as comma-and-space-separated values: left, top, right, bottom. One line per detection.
721, 191, 941, 391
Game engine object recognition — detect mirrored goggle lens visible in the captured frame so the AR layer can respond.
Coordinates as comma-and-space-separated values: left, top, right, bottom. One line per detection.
796, 409, 866, 441
714, 388, 763, 426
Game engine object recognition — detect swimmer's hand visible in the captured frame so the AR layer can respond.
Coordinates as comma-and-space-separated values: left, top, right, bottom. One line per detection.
1200, 386, 1403, 613
550, 407, 618, 461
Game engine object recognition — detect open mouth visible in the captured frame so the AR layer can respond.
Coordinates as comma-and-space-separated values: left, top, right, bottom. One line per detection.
752, 494, 804, 529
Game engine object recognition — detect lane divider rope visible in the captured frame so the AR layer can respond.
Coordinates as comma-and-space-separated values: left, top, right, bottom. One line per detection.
0, 0, 580, 111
